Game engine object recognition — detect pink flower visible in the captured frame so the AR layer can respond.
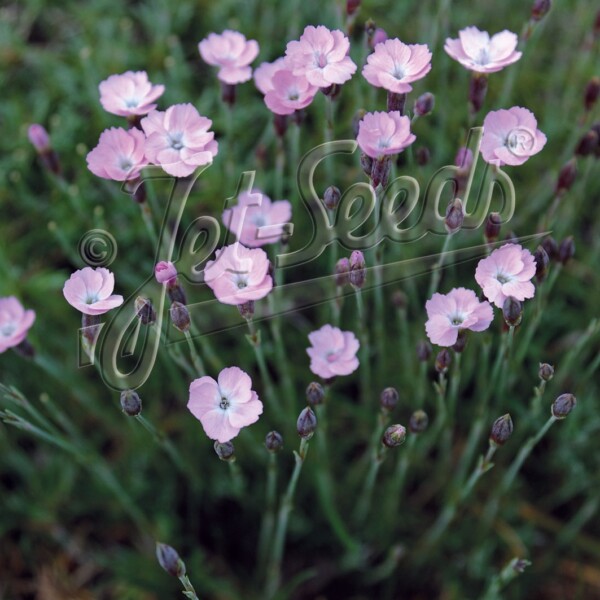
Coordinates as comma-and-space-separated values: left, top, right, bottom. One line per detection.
306, 324, 359, 379
198, 30, 259, 85
86, 127, 147, 181
370, 28, 388, 49
425, 288, 493, 347
254, 57, 288, 94
155, 261, 178, 285
480, 107, 547, 167
28, 124, 50, 152
285, 25, 357, 88
188, 366, 263, 443
99, 71, 165, 117
444, 26, 522, 74
264, 69, 318, 115
204, 243, 273, 305
362, 39, 432, 94
455, 146, 474, 170
0, 297, 36, 353
475, 243, 536, 308
63, 267, 124, 315
357, 111, 416, 159
222, 189, 292, 247
141, 104, 218, 177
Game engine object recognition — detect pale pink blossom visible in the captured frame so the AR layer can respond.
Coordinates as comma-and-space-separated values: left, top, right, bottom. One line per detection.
99, 71, 165, 117
444, 26, 522, 74
188, 366, 263, 443
475, 243, 536, 308
425, 288, 494, 347
198, 30, 259, 84
264, 69, 318, 115
254, 57, 288, 94
204, 243, 272, 305
86, 127, 147, 181
141, 104, 218, 177
480, 107, 547, 167
155, 261, 177, 285
306, 324, 359, 379
28, 124, 50, 152
370, 28, 388, 49
63, 267, 124, 316
357, 111, 416, 159
0, 297, 36, 353
222, 189, 292, 248
362, 39, 432, 94
285, 25, 357, 88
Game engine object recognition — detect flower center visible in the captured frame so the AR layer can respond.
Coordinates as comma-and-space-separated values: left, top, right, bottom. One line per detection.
449, 312, 465, 327
120, 158, 133, 171
326, 350, 339, 363
0, 323, 16, 337
392, 65, 406, 80
315, 53, 328, 68
169, 133, 184, 151
219, 396, 230, 410
237, 279, 248, 289
253, 215, 267, 227
476, 47, 490, 66
125, 98, 139, 108
496, 272, 512, 284
85, 294, 99, 305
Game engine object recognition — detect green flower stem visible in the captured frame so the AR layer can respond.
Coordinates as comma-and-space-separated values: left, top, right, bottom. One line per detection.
268, 295, 295, 415
354, 439, 388, 525
228, 459, 244, 497
139, 199, 160, 251
184, 330, 206, 377
134, 414, 187, 475
275, 130, 286, 200
482, 557, 531, 600
258, 452, 279, 577
427, 233, 454, 300
191, 324, 223, 372
354, 288, 371, 405
178, 574, 200, 600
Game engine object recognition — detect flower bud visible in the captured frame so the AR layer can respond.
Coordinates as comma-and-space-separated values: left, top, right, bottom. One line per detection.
542, 236, 559, 261
502, 296, 523, 327
13, 339, 35, 359
552, 393, 576, 419
238, 300, 255, 320
370, 27, 388, 49
531, 0, 551, 21
416, 146, 430, 166
584, 76, 600, 112
349, 250, 366, 289
558, 236, 575, 264
346, 0, 361, 16
168, 285, 187, 305
416, 340, 432, 362
323, 185, 341, 210
414, 92, 435, 117
575, 130, 598, 156
306, 381, 325, 406
409, 410, 429, 434
360, 152, 374, 178
135, 296, 156, 326
297, 407, 317, 439
214, 440, 236, 461
469, 73, 488, 115
392, 290, 407, 309
534, 245, 550, 282
334, 257, 351, 287
489, 414, 513, 446
538, 363, 554, 382
28, 124, 50, 153
155, 261, 178, 286
120, 389, 142, 416
170, 302, 190, 333
555, 159, 577, 195
452, 330, 468, 353
265, 431, 283, 453
445, 198, 464, 234
485, 212, 502, 243
435, 349, 452, 374
156, 542, 186, 577
380, 387, 399, 412
365, 19, 377, 40
382, 424, 407, 448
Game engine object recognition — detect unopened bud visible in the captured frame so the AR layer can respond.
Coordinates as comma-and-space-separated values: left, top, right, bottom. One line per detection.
490, 414, 513, 446
416, 146, 430, 166
414, 92, 435, 117
435, 349, 452, 374
452, 330, 468, 353
370, 27, 388, 49
214, 440, 236, 461
380, 387, 399, 412
170, 301, 190, 332
156, 543, 186, 577
575, 130, 598, 157
469, 73, 488, 115
531, 0, 551, 21
297, 407, 317, 439
539, 363, 554, 381
558, 236, 575, 264
135, 296, 156, 325
238, 300, 255, 320
155, 261, 178, 286
534, 245, 550, 282
120, 389, 142, 416
502, 296, 523, 327
416, 340, 432, 362
349, 250, 366, 288
306, 381, 325, 406
445, 198, 464, 234
542, 236, 559, 261
552, 393, 576, 419
323, 185, 341, 210
556, 159, 577, 195
584, 76, 600, 112
335, 257, 351, 286
382, 424, 407, 448
485, 212, 502, 243
28, 124, 50, 152
365, 19, 377, 39
346, 0, 361, 16
409, 410, 429, 433
265, 431, 284, 453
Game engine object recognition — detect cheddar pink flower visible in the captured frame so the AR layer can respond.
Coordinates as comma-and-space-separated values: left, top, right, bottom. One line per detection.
222, 189, 292, 248
0, 297, 36, 354
307, 324, 359, 379
155, 261, 178, 285
204, 243, 273, 305
99, 71, 165, 117
362, 39, 432, 94
475, 243, 536, 308
444, 26, 522, 74
264, 69, 318, 115
357, 111, 416, 159
254, 57, 288, 94
198, 30, 259, 84
63, 267, 124, 316
86, 127, 147, 181
425, 288, 493, 347
480, 107, 547, 167
188, 366, 263, 443
286, 25, 357, 88
141, 104, 218, 177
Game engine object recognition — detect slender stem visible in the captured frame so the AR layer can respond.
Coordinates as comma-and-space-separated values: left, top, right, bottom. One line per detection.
135, 414, 187, 474
178, 574, 200, 600
228, 460, 244, 496
355, 288, 371, 405
258, 453, 279, 575
427, 234, 454, 299
139, 201, 159, 250
184, 331, 206, 376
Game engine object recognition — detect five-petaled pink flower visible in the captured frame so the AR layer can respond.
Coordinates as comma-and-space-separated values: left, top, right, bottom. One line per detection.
63, 267, 124, 315
199, 30, 259, 84
286, 25, 357, 88
141, 104, 218, 177
155, 261, 178, 285
306, 324, 360, 379
264, 69, 318, 115
0, 297, 36, 354
444, 26, 522, 74
188, 366, 263, 443
357, 111, 416, 159
222, 189, 292, 248
254, 57, 288, 94
480, 107, 547, 167
99, 71, 165, 117
425, 287, 494, 347
204, 243, 273, 305
475, 243, 536, 308
362, 39, 432, 94
86, 127, 147, 181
